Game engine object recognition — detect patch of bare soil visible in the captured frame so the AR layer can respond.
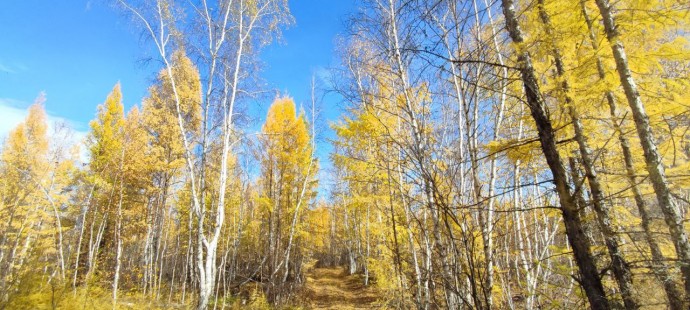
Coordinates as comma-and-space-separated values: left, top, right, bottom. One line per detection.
301, 266, 381, 309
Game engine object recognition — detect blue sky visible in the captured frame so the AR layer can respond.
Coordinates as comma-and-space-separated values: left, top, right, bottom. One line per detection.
0, 1, 152, 136
0, 0, 353, 186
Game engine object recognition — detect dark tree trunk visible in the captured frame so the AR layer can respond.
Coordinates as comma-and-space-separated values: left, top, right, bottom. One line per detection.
500, 1, 610, 309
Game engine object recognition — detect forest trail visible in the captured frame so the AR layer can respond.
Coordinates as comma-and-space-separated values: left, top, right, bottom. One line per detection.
302, 265, 381, 309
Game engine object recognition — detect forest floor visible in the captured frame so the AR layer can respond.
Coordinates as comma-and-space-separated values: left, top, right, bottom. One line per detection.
300, 264, 381, 309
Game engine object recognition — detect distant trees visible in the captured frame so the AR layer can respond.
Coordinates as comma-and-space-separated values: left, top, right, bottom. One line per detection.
258, 97, 317, 303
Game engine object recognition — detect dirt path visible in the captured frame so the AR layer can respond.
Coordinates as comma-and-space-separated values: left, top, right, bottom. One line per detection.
302, 266, 380, 309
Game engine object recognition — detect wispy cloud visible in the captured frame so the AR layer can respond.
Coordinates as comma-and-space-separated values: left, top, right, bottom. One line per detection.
313, 66, 333, 88
0, 61, 28, 74
14, 62, 28, 72
0, 97, 26, 108
0, 63, 16, 74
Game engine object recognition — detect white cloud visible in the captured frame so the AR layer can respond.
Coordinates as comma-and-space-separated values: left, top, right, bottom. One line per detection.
0, 101, 28, 137
0, 99, 89, 162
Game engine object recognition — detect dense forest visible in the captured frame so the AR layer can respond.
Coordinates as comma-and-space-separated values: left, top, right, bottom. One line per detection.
0, 0, 689, 309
